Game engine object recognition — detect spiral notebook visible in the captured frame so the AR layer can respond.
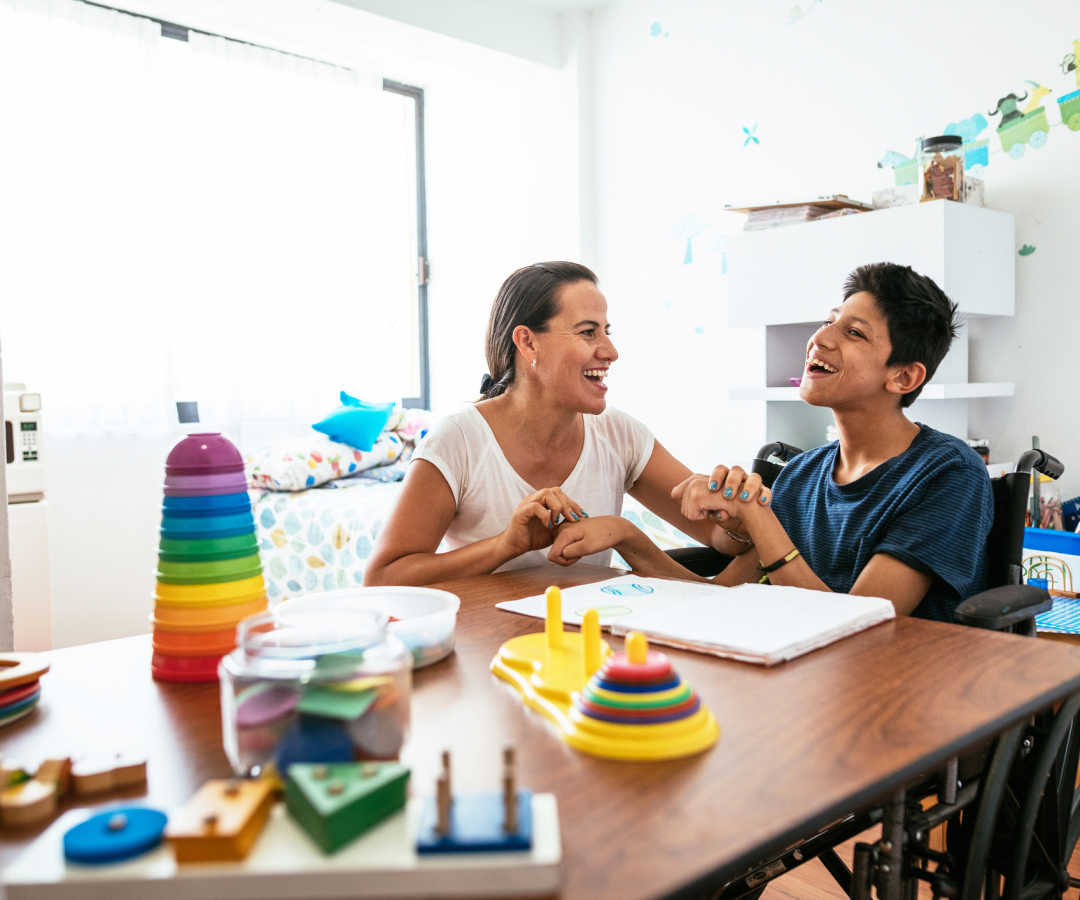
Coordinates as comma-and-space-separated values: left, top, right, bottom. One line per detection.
496, 576, 895, 666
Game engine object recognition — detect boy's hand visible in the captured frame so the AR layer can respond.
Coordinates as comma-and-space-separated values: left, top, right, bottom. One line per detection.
548, 516, 631, 567
671, 465, 772, 525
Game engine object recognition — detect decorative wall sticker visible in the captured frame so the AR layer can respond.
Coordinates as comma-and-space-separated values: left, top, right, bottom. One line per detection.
1019, 245, 1036, 256
694, 326, 705, 335
944, 113, 989, 142
743, 123, 760, 146
786, 0, 821, 25
1022, 81, 1053, 114
1062, 41, 1078, 86
1059, 41, 1080, 130
672, 215, 707, 264
990, 90, 1028, 128
991, 89, 1050, 159
707, 235, 728, 274
877, 149, 919, 185
649, 22, 669, 37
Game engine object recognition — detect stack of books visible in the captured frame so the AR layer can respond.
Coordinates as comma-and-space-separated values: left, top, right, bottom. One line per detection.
743, 204, 830, 231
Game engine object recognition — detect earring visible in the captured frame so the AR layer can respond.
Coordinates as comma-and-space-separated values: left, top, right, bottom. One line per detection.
531, 358, 537, 367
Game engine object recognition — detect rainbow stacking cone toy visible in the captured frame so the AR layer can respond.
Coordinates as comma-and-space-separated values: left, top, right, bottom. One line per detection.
491, 586, 719, 760
151, 433, 267, 682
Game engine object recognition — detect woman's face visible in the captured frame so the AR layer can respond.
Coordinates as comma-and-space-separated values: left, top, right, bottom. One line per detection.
530, 280, 619, 416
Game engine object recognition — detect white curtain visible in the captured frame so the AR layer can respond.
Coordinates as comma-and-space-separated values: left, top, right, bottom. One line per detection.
0, 0, 419, 434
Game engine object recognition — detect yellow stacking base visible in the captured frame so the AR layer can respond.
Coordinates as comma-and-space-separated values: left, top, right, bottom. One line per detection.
491, 589, 720, 761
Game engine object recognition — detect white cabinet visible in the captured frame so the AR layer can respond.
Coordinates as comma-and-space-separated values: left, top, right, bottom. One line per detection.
727, 200, 1015, 451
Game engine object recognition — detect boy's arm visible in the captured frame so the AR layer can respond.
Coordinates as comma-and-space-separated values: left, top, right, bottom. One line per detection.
682, 475, 933, 615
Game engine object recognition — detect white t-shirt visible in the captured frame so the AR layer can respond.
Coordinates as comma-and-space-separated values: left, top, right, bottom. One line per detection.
412, 405, 656, 572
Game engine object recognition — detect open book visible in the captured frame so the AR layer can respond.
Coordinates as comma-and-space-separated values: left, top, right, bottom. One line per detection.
495, 575, 895, 666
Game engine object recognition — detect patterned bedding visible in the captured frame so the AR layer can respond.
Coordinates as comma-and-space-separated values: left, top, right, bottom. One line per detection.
253, 483, 699, 603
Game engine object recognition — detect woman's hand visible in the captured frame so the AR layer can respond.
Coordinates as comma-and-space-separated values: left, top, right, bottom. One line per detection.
547, 516, 631, 567
671, 465, 771, 526
498, 487, 587, 560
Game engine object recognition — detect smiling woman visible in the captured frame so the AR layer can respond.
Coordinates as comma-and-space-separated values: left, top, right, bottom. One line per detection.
363, 262, 758, 587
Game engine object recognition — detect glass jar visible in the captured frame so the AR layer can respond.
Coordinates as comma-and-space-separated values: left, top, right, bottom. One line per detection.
219, 603, 412, 777
918, 135, 965, 202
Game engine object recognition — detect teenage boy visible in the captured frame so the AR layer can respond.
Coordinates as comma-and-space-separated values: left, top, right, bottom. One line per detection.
549, 263, 994, 622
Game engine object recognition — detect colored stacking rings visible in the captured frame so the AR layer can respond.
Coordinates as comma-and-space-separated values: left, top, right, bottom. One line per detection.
573, 634, 702, 727
151, 433, 267, 683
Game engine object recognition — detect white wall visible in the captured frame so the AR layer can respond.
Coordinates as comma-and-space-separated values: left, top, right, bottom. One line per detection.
12, 0, 582, 647
587, 0, 1080, 496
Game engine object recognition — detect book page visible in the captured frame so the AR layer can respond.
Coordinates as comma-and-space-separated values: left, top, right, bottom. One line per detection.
495, 575, 728, 627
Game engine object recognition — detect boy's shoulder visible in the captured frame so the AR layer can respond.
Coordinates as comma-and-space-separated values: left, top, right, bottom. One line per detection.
784, 425, 986, 476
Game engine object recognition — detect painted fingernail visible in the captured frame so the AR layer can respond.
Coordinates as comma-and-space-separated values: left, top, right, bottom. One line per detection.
554, 515, 561, 525
724, 488, 733, 498
547, 521, 552, 529
580, 510, 589, 517
740, 491, 749, 501
570, 512, 579, 521
760, 492, 769, 504
709, 481, 718, 491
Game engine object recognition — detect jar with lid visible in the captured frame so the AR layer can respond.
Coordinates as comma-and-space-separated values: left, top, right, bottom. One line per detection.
219, 601, 411, 777
918, 135, 965, 202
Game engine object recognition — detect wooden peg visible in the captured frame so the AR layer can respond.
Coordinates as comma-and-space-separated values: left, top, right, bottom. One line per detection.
502, 745, 518, 833
166, 779, 275, 863
35, 758, 72, 797
582, 609, 601, 678
71, 753, 147, 796
435, 751, 452, 835
545, 586, 563, 650
626, 631, 648, 664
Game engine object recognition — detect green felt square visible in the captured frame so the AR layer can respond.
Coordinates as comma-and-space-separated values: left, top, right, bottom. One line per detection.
295, 687, 375, 720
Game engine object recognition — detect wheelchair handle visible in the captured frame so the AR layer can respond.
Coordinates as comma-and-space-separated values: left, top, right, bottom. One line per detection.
1016, 449, 1064, 480
755, 442, 805, 464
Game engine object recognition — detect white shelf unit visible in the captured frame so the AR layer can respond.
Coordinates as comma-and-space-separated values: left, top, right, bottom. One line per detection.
726, 200, 1015, 451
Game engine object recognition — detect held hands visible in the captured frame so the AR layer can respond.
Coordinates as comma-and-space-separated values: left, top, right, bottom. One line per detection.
547, 516, 630, 567
671, 465, 772, 532
499, 487, 587, 560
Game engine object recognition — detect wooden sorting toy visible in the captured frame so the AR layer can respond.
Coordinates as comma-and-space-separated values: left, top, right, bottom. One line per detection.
71, 753, 147, 796
165, 778, 275, 863
491, 587, 720, 761
0, 758, 75, 828
0, 653, 49, 729
285, 761, 409, 853
63, 808, 168, 864
416, 748, 532, 855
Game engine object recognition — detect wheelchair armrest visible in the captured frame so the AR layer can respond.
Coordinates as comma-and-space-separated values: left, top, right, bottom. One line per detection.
953, 584, 1053, 631
663, 547, 734, 578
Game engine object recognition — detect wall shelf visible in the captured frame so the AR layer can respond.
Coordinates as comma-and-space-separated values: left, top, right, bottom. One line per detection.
726, 201, 1017, 450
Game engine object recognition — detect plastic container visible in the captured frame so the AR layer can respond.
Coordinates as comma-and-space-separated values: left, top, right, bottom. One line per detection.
156, 554, 264, 585
162, 493, 252, 517
164, 472, 250, 493
166, 432, 244, 475
918, 135, 965, 202
158, 534, 260, 562
219, 605, 411, 776
288, 587, 460, 668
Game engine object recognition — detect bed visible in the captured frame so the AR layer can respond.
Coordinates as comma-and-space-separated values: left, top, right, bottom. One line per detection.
252, 481, 699, 602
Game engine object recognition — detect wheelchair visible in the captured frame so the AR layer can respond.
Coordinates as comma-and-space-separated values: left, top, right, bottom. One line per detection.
663, 442, 1077, 900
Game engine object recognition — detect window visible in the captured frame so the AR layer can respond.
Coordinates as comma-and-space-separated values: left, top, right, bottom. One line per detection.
0, 0, 427, 432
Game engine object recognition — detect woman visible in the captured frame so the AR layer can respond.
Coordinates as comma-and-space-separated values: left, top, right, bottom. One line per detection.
364, 262, 757, 586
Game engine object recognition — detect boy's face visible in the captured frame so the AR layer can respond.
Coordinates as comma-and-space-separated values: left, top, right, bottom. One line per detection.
799, 291, 911, 411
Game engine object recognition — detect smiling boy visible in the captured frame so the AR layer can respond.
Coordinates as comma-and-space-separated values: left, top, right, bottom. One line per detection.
550, 262, 994, 621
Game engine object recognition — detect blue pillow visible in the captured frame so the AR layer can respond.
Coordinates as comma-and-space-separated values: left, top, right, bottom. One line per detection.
312, 394, 395, 451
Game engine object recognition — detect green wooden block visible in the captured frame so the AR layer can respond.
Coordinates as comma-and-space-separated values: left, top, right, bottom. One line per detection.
296, 686, 376, 721
286, 762, 410, 853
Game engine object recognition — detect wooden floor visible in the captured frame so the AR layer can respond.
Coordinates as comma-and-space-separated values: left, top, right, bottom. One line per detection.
763, 827, 1080, 900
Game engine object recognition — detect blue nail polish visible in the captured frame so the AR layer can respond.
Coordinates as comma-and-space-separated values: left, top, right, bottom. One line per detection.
571, 512, 579, 521
724, 488, 733, 498
554, 515, 561, 525
760, 492, 769, 504
580, 510, 589, 517
709, 481, 718, 491
547, 521, 552, 529
740, 491, 749, 501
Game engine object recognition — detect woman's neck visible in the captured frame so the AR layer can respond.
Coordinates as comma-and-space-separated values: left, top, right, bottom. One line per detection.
832, 404, 921, 485
481, 384, 583, 455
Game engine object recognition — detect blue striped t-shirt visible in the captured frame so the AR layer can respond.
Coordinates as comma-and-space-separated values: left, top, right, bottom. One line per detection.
769, 424, 994, 623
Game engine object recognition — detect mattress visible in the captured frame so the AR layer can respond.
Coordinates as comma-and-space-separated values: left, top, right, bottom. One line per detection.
252, 482, 699, 603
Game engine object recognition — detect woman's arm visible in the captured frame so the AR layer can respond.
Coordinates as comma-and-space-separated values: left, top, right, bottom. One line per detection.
628, 440, 750, 557
364, 460, 586, 587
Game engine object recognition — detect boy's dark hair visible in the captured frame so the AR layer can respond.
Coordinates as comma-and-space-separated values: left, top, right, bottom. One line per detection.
843, 263, 961, 408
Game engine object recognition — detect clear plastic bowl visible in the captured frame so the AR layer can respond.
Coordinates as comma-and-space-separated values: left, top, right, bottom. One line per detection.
219, 604, 411, 776
288, 587, 460, 669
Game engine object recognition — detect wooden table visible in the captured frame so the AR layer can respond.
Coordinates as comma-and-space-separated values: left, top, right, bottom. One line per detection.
5, 564, 1080, 900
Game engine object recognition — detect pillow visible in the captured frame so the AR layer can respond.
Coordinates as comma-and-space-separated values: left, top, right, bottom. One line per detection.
312, 393, 395, 452
247, 432, 404, 491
